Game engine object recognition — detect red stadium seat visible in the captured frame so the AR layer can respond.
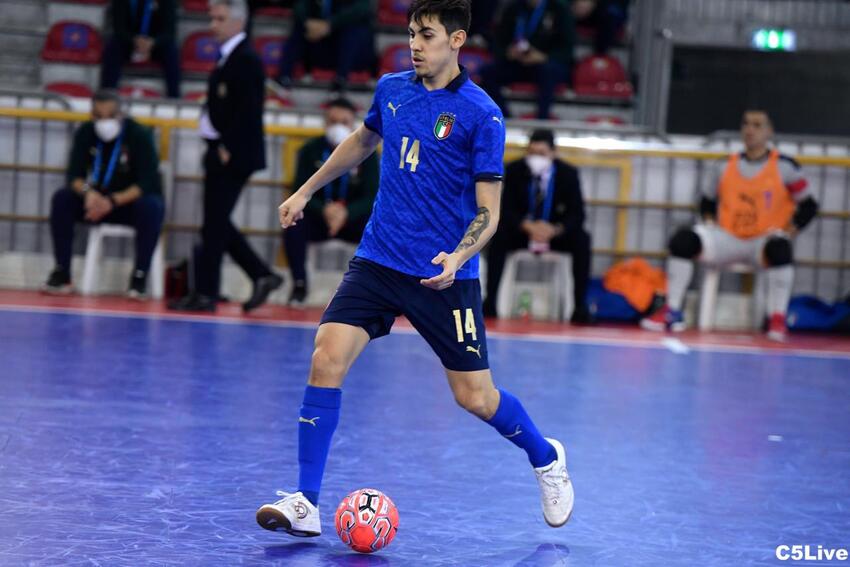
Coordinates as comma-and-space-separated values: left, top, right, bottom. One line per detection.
585, 114, 626, 126
573, 55, 633, 99
378, 44, 411, 76
182, 0, 207, 12
265, 93, 295, 108
458, 46, 492, 82
377, 0, 411, 27
253, 35, 285, 78
256, 6, 292, 18
41, 21, 102, 64
183, 90, 207, 102
310, 68, 372, 85
181, 31, 219, 73
508, 82, 568, 96
118, 85, 163, 99
45, 82, 94, 98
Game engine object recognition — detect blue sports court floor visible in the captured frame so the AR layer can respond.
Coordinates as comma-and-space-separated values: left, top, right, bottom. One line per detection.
1, 296, 848, 566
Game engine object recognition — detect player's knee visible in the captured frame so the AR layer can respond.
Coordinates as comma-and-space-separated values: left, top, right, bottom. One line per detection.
453, 388, 495, 419
308, 346, 346, 387
764, 237, 793, 266
668, 227, 702, 259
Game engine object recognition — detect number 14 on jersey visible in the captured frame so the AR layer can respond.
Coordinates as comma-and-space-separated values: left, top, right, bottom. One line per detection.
399, 137, 420, 173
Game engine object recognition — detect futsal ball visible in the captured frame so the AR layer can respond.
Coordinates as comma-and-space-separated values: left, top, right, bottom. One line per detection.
334, 488, 399, 553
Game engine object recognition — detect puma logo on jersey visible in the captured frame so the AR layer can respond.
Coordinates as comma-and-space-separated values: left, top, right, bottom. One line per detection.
388, 102, 402, 116
492, 116, 502, 124
466, 344, 482, 358
299, 416, 320, 426
504, 425, 523, 439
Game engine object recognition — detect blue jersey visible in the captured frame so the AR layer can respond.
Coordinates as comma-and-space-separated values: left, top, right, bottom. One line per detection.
355, 67, 506, 280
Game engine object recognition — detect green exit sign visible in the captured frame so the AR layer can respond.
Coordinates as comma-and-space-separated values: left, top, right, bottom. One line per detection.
752, 28, 797, 51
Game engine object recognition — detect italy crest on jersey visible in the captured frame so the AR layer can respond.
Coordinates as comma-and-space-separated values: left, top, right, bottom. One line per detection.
434, 113, 455, 140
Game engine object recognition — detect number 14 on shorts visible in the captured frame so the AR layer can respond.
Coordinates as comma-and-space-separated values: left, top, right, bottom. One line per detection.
452, 308, 478, 343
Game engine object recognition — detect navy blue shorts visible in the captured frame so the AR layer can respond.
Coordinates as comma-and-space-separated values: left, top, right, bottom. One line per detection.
320, 257, 489, 372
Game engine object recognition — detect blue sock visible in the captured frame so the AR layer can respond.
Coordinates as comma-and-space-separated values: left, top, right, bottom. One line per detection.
486, 389, 556, 468
297, 385, 342, 507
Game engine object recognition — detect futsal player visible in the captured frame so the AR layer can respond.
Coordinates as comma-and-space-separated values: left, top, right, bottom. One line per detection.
255, 0, 574, 537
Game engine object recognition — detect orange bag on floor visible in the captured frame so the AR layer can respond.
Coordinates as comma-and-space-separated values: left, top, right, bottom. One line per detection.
603, 258, 668, 312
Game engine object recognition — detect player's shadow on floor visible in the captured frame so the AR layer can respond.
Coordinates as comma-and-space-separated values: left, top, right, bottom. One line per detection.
263, 541, 320, 559
513, 543, 571, 566
263, 542, 390, 566
324, 554, 390, 566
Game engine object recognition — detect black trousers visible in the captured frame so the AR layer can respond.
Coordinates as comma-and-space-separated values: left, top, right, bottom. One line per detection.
282, 207, 367, 283
278, 23, 374, 82
49, 187, 165, 273
195, 144, 272, 297
100, 36, 181, 98
485, 226, 592, 314
480, 60, 570, 120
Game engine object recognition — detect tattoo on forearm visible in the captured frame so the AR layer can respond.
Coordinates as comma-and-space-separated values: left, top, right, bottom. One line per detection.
455, 207, 490, 253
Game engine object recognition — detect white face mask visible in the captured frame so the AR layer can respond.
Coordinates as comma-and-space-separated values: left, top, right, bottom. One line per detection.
95, 118, 122, 142
326, 123, 353, 148
525, 154, 553, 177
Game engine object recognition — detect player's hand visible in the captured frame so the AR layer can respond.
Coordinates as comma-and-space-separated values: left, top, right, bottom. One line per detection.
420, 252, 460, 290
279, 191, 308, 228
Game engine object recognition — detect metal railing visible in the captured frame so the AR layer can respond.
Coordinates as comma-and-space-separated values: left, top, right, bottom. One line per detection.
1, 107, 848, 299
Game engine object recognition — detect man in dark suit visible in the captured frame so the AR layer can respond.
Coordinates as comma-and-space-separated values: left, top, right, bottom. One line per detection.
483, 129, 592, 323
170, 0, 282, 313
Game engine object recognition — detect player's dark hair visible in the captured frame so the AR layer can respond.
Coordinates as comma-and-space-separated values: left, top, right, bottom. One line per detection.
529, 129, 555, 149
326, 97, 357, 114
408, 0, 471, 35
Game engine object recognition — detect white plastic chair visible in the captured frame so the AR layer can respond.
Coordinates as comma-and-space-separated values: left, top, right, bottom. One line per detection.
80, 162, 171, 299
698, 263, 766, 331
304, 239, 358, 306
496, 250, 573, 321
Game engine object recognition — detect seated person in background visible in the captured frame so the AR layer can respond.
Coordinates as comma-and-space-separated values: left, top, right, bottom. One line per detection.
467, 0, 499, 46
480, 0, 575, 120
282, 98, 378, 305
276, 0, 374, 93
641, 109, 820, 341
100, 0, 181, 98
484, 129, 592, 323
44, 90, 165, 298
246, 0, 294, 36
571, 0, 629, 55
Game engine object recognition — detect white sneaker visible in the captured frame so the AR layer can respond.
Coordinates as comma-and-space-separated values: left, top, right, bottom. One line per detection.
534, 438, 574, 527
256, 491, 322, 537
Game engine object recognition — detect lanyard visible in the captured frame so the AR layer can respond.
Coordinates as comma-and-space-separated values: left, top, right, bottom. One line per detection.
322, 149, 349, 202
526, 165, 556, 221
514, 0, 548, 42
90, 130, 124, 190
130, 0, 154, 36
321, 0, 332, 19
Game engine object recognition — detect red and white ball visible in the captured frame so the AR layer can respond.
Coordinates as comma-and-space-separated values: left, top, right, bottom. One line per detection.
334, 488, 399, 553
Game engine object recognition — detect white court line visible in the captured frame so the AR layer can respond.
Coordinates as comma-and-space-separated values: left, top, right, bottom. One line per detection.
1, 303, 849, 361
661, 337, 692, 355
